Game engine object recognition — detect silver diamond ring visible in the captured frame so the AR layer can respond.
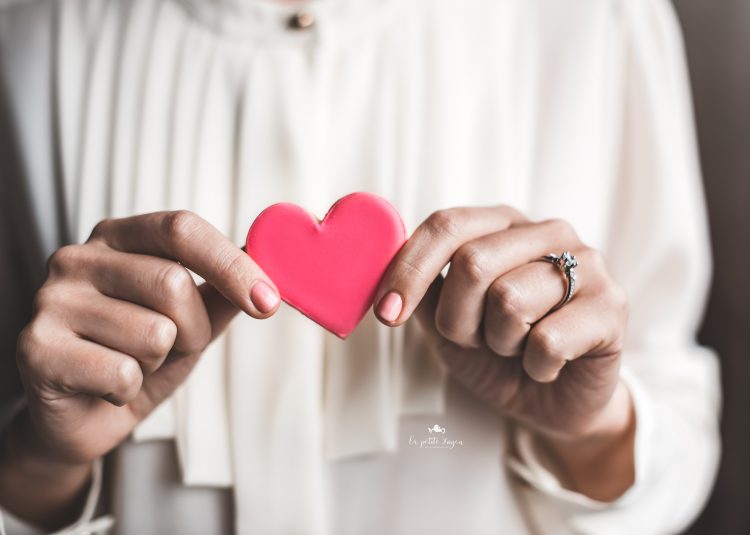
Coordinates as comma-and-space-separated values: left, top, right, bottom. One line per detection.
538, 251, 578, 311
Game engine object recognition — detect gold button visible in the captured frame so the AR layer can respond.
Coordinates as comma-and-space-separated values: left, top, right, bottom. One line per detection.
288, 10, 315, 30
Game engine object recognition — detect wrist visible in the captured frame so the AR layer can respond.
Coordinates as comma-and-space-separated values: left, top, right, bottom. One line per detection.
554, 379, 634, 447
0, 408, 94, 530
534, 380, 636, 501
2, 407, 92, 478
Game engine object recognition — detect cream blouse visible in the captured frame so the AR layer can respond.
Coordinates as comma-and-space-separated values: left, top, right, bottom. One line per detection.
0, 0, 720, 534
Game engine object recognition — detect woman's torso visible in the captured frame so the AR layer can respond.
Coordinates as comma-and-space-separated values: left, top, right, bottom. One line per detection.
1, 1, 631, 533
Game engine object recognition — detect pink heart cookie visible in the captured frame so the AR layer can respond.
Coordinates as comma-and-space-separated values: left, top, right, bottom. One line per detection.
246, 192, 407, 338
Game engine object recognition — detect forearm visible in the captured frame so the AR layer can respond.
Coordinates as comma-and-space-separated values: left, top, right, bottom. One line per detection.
0, 409, 93, 531
535, 381, 636, 502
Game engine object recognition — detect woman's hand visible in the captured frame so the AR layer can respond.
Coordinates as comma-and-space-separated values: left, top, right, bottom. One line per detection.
1, 211, 279, 528
373, 206, 634, 500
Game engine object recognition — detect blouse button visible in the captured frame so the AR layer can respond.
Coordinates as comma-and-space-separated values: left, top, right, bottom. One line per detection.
288, 11, 315, 30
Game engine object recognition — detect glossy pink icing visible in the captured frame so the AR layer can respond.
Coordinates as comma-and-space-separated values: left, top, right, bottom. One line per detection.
246, 192, 407, 338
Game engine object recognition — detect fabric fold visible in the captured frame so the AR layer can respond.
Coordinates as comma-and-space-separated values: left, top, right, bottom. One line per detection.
115, 7, 448, 531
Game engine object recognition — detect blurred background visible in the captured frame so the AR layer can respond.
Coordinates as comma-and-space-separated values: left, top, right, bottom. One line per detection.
673, 1, 750, 534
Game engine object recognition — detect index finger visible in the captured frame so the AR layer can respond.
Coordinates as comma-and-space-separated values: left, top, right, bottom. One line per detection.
89, 210, 279, 318
373, 206, 526, 326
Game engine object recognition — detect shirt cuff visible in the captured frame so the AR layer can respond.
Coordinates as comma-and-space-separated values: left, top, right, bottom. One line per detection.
0, 458, 114, 535
505, 366, 654, 509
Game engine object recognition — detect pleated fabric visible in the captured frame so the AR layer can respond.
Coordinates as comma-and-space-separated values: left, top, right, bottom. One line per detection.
52, 1, 605, 532
31, 0, 720, 533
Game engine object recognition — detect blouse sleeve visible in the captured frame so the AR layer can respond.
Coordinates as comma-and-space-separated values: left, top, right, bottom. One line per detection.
506, 0, 721, 532
0, 459, 113, 535
0, 4, 112, 535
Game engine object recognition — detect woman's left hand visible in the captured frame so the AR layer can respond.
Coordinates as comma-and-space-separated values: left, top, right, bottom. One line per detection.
373, 206, 634, 499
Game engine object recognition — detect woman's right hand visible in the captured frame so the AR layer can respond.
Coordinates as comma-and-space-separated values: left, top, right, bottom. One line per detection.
2, 211, 279, 527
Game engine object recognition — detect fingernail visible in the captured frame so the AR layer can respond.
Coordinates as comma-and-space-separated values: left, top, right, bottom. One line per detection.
250, 281, 280, 314
377, 291, 403, 323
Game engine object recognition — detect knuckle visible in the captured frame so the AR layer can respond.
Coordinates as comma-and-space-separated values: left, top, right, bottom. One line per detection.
604, 283, 629, 338
581, 247, 607, 274
608, 334, 625, 357
217, 249, 249, 283
88, 218, 114, 241
487, 279, 523, 319
31, 284, 65, 315
16, 324, 44, 365
484, 330, 521, 358
608, 282, 629, 312
46, 245, 84, 276
394, 255, 429, 280
112, 358, 143, 401
452, 244, 488, 285
192, 327, 212, 354
144, 317, 177, 359
434, 307, 482, 349
386, 255, 430, 290
15, 323, 56, 383
159, 263, 195, 303
496, 204, 526, 224
545, 218, 578, 243
524, 362, 560, 384
529, 324, 566, 362
162, 210, 200, 244
434, 313, 462, 344
425, 209, 463, 240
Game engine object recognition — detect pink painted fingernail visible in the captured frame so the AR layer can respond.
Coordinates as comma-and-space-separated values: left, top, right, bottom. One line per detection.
250, 281, 280, 314
377, 291, 403, 323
